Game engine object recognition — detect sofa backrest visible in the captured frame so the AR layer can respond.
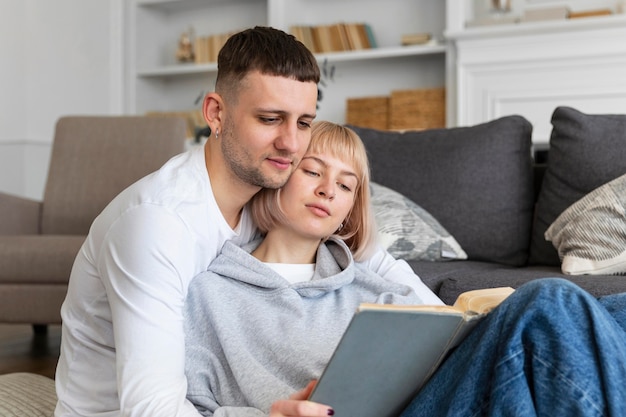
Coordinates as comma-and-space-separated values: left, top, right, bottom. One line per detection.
41, 116, 187, 235
350, 115, 534, 267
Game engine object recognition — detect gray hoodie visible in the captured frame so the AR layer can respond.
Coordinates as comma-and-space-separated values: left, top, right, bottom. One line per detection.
184, 237, 427, 417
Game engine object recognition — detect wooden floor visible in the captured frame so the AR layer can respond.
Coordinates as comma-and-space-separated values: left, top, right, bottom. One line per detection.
0, 324, 61, 379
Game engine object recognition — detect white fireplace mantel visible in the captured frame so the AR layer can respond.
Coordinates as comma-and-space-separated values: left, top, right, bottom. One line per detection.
446, 14, 626, 146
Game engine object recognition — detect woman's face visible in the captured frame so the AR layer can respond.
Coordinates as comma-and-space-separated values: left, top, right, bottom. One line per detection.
278, 152, 359, 240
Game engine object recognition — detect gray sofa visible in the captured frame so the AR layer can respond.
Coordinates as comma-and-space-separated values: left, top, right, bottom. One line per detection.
350, 106, 626, 305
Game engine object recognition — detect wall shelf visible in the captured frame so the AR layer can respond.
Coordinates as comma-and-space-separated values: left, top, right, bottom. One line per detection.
126, 0, 449, 123
137, 43, 447, 79
446, 13, 626, 41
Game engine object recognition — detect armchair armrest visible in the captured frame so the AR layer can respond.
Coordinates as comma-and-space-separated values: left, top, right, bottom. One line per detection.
0, 192, 42, 235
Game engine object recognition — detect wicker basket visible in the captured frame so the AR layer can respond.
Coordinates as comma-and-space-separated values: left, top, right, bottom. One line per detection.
390, 88, 445, 130
345, 96, 390, 130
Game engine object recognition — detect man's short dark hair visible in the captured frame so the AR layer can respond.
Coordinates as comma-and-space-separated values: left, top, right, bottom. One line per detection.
215, 26, 320, 97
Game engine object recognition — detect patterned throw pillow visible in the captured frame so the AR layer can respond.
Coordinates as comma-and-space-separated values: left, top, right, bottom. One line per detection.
545, 174, 626, 275
370, 182, 467, 262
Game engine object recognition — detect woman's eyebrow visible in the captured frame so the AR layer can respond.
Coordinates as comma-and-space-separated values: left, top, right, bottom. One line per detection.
303, 156, 357, 179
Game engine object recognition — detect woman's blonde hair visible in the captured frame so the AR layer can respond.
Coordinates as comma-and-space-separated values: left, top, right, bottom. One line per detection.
250, 121, 377, 261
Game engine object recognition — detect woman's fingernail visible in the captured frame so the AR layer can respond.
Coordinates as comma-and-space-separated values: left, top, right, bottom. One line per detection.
327, 409, 335, 416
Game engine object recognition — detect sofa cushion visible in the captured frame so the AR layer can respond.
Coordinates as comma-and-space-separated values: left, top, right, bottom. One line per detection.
0, 235, 85, 283
435, 269, 626, 306
530, 107, 626, 266
0, 284, 67, 323
349, 115, 534, 267
370, 182, 467, 262
408, 260, 626, 305
407, 259, 506, 298
545, 173, 626, 275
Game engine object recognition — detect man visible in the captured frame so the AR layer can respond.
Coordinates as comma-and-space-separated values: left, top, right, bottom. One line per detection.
55, 26, 440, 417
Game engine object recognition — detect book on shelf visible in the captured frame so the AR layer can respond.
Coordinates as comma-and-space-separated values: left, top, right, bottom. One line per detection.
290, 22, 375, 54
363, 23, 376, 48
401, 32, 432, 46
329, 24, 349, 52
290, 25, 317, 53
308, 286, 515, 417
336, 23, 352, 50
193, 31, 233, 64
312, 25, 334, 53
344, 23, 363, 50
520, 6, 570, 22
568, 8, 613, 19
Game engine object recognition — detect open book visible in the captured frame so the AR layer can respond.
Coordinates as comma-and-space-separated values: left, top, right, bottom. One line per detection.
308, 286, 515, 417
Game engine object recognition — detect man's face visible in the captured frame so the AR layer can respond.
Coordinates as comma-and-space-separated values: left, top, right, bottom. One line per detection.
220, 72, 318, 190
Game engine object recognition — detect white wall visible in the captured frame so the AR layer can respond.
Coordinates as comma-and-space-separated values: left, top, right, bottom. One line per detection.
0, 0, 119, 200
0, 2, 26, 196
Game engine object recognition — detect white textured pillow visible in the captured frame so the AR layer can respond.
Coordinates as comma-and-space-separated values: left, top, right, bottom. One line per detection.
0, 373, 57, 416
545, 173, 626, 275
370, 182, 467, 261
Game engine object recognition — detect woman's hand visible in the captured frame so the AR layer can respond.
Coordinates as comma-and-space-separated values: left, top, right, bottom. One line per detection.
269, 380, 334, 417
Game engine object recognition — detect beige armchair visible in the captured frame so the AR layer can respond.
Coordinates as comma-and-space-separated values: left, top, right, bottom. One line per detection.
0, 116, 187, 331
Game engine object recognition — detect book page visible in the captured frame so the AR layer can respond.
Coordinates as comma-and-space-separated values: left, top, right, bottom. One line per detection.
453, 287, 515, 314
358, 286, 514, 316
357, 287, 515, 316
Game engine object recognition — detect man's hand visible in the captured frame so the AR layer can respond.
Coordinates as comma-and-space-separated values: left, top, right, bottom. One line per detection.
269, 381, 334, 417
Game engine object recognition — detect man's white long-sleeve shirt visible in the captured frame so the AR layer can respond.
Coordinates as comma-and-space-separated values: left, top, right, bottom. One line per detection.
54, 146, 442, 417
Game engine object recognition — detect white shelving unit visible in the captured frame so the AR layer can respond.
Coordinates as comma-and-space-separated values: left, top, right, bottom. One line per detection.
444, 0, 626, 143
126, 0, 449, 124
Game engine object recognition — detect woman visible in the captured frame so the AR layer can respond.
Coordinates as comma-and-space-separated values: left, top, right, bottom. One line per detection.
184, 122, 626, 417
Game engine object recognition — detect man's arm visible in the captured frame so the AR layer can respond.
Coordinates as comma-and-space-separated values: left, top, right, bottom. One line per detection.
99, 205, 204, 417
360, 244, 444, 305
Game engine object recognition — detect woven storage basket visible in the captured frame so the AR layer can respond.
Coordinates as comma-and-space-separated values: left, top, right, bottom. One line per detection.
345, 96, 389, 130
390, 87, 445, 130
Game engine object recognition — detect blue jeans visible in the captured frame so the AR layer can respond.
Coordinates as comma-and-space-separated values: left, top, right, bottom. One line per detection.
401, 278, 626, 417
